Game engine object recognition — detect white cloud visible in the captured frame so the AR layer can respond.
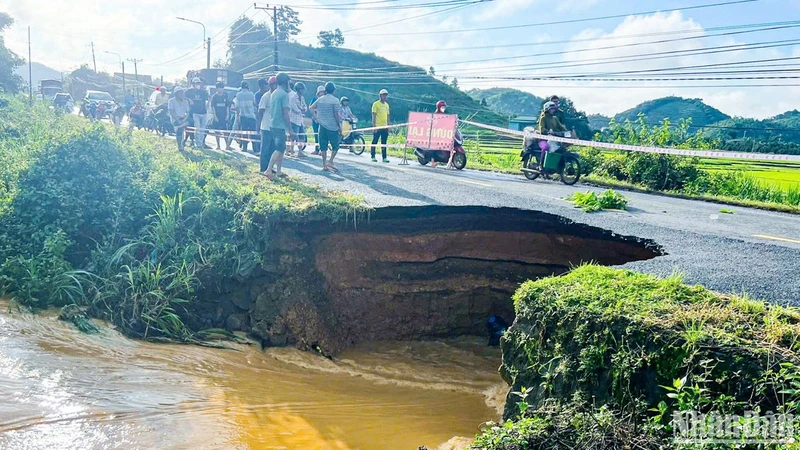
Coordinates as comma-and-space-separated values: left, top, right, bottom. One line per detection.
485, 11, 800, 118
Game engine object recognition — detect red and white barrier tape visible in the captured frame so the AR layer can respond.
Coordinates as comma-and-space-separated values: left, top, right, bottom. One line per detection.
186, 121, 413, 138
458, 119, 800, 162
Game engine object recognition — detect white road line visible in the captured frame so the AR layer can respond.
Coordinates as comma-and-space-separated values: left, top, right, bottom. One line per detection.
753, 234, 800, 244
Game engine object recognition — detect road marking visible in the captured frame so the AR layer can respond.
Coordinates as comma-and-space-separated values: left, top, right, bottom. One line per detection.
753, 234, 800, 244
457, 179, 494, 187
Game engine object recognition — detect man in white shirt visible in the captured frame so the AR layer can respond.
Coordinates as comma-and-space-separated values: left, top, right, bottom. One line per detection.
288, 82, 308, 158
258, 76, 277, 174
168, 88, 190, 152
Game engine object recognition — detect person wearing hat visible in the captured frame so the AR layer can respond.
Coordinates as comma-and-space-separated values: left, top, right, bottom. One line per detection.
309, 85, 325, 155
371, 88, 390, 163
168, 88, 191, 152
310, 81, 344, 172
258, 76, 278, 173
185, 77, 210, 148
288, 81, 308, 158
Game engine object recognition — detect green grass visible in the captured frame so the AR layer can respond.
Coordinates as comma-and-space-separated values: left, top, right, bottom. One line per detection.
566, 189, 628, 212
481, 265, 800, 449
0, 96, 365, 342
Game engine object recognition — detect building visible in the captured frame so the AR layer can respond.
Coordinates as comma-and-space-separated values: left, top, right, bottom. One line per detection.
508, 116, 539, 131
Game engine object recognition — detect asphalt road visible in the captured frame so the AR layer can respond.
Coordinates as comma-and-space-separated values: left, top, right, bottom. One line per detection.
230, 147, 799, 305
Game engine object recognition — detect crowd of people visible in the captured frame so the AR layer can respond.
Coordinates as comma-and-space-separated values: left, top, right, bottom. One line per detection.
162, 72, 397, 181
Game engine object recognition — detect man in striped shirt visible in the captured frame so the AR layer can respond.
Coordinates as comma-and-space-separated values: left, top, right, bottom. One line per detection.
310, 82, 344, 172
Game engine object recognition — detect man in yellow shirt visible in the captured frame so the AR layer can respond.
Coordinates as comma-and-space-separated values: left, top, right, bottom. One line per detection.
371, 88, 391, 162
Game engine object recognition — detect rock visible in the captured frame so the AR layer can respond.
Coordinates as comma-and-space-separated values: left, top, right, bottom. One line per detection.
226, 314, 249, 332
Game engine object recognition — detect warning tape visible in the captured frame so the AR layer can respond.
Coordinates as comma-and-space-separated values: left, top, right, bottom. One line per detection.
187, 121, 414, 138
458, 119, 800, 162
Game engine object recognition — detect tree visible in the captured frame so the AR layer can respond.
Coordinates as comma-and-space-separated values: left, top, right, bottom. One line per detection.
0, 12, 24, 94
428, 66, 435, 76
276, 6, 302, 41
442, 75, 448, 84
212, 58, 228, 69
450, 77, 459, 90
317, 28, 344, 48
228, 16, 272, 71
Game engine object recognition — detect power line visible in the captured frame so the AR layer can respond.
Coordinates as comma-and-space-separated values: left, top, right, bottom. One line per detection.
339, 0, 759, 37
431, 22, 800, 67
277, 0, 486, 11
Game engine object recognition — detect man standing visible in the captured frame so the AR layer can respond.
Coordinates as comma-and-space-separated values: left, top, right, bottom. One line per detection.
185, 77, 210, 149
310, 85, 325, 155
263, 73, 296, 181
310, 82, 343, 172
209, 82, 230, 150
258, 76, 277, 174
254, 78, 270, 154
371, 88, 390, 163
234, 81, 257, 153
168, 88, 191, 152
289, 81, 308, 158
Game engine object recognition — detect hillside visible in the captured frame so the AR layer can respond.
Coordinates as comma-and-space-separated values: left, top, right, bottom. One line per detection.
614, 96, 730, 128
467, 88, 545, 118
700, 111, 800, 144
15, 62, 62, 89
228, 37, 506, 126
588, 114, 611, 131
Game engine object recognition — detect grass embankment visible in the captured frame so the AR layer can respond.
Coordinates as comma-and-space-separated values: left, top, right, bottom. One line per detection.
474, 265, 800, 449
0, 97, 363, 341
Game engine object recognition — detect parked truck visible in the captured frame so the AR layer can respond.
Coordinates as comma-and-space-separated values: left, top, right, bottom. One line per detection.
39, 79, 63, 101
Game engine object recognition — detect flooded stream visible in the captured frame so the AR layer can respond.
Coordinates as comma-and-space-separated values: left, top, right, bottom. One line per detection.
0, 303, 504, 449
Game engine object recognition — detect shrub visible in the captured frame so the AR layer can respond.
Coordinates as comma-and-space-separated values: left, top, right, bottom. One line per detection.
566, 189, 628, 212
488, 265, 800, 448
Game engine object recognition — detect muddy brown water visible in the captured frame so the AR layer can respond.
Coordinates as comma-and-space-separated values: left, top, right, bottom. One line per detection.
0, 303, 505, 450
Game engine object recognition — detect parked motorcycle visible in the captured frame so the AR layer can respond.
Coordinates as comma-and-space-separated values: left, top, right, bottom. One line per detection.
520, 129, 582, 185
341, 119, 366, 155
414, 129, 467, 170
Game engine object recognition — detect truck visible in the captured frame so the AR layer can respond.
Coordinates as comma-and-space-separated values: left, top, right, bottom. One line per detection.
186, 69, 243, 89
39, 79, 63, 101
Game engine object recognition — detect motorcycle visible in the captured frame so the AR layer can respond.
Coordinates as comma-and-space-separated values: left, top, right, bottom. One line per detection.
341, 118, 366, 155
520, 128, 582, 185
414, 128, 467, 170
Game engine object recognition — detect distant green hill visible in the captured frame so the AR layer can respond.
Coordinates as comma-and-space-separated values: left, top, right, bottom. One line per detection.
226, 23, 506, 127
700, 111, 800, 143
467, 87, 593, 138
587, 114, 611, 131
614, 96, 730, 128
466, 88, 545, 118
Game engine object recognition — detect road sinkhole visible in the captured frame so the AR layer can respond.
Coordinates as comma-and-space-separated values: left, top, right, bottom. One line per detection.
192, 206, 663, 354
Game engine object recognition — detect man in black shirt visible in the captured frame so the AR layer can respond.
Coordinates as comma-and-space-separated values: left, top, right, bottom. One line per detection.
185, 77, 210, 149
210, 82, 230, 150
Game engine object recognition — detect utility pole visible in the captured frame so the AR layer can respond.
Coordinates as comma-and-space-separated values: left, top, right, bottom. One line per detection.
273, 6, 278, 71
176, 17, 207, 69
207, 37, 211, 69
254, 4, 280, 71
28, 26, 32, 105
128, 58, 142, 98
91, 42, 97, 72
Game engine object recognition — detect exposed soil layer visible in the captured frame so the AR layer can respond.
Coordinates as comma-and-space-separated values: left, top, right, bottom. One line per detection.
192, 206, 663, 354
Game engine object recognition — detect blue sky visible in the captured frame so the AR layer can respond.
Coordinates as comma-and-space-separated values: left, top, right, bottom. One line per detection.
2, 0, 799, 117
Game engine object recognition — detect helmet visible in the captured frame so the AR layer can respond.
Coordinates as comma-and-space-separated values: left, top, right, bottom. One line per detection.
294, 81, 306, 91
268, 76, 277, 85
543, 101, 556, 111
191, 77, 202, 84
379, 89, 389, 95
340, 96, 349, 103
436, 100, 447, 110
316, 85, 325, 95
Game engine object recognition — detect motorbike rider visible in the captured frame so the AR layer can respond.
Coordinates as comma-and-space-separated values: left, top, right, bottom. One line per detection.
340, 96, 357, 152
545, 95, 566, 127
429, 100, 460, 169
536, 101, 567, 170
